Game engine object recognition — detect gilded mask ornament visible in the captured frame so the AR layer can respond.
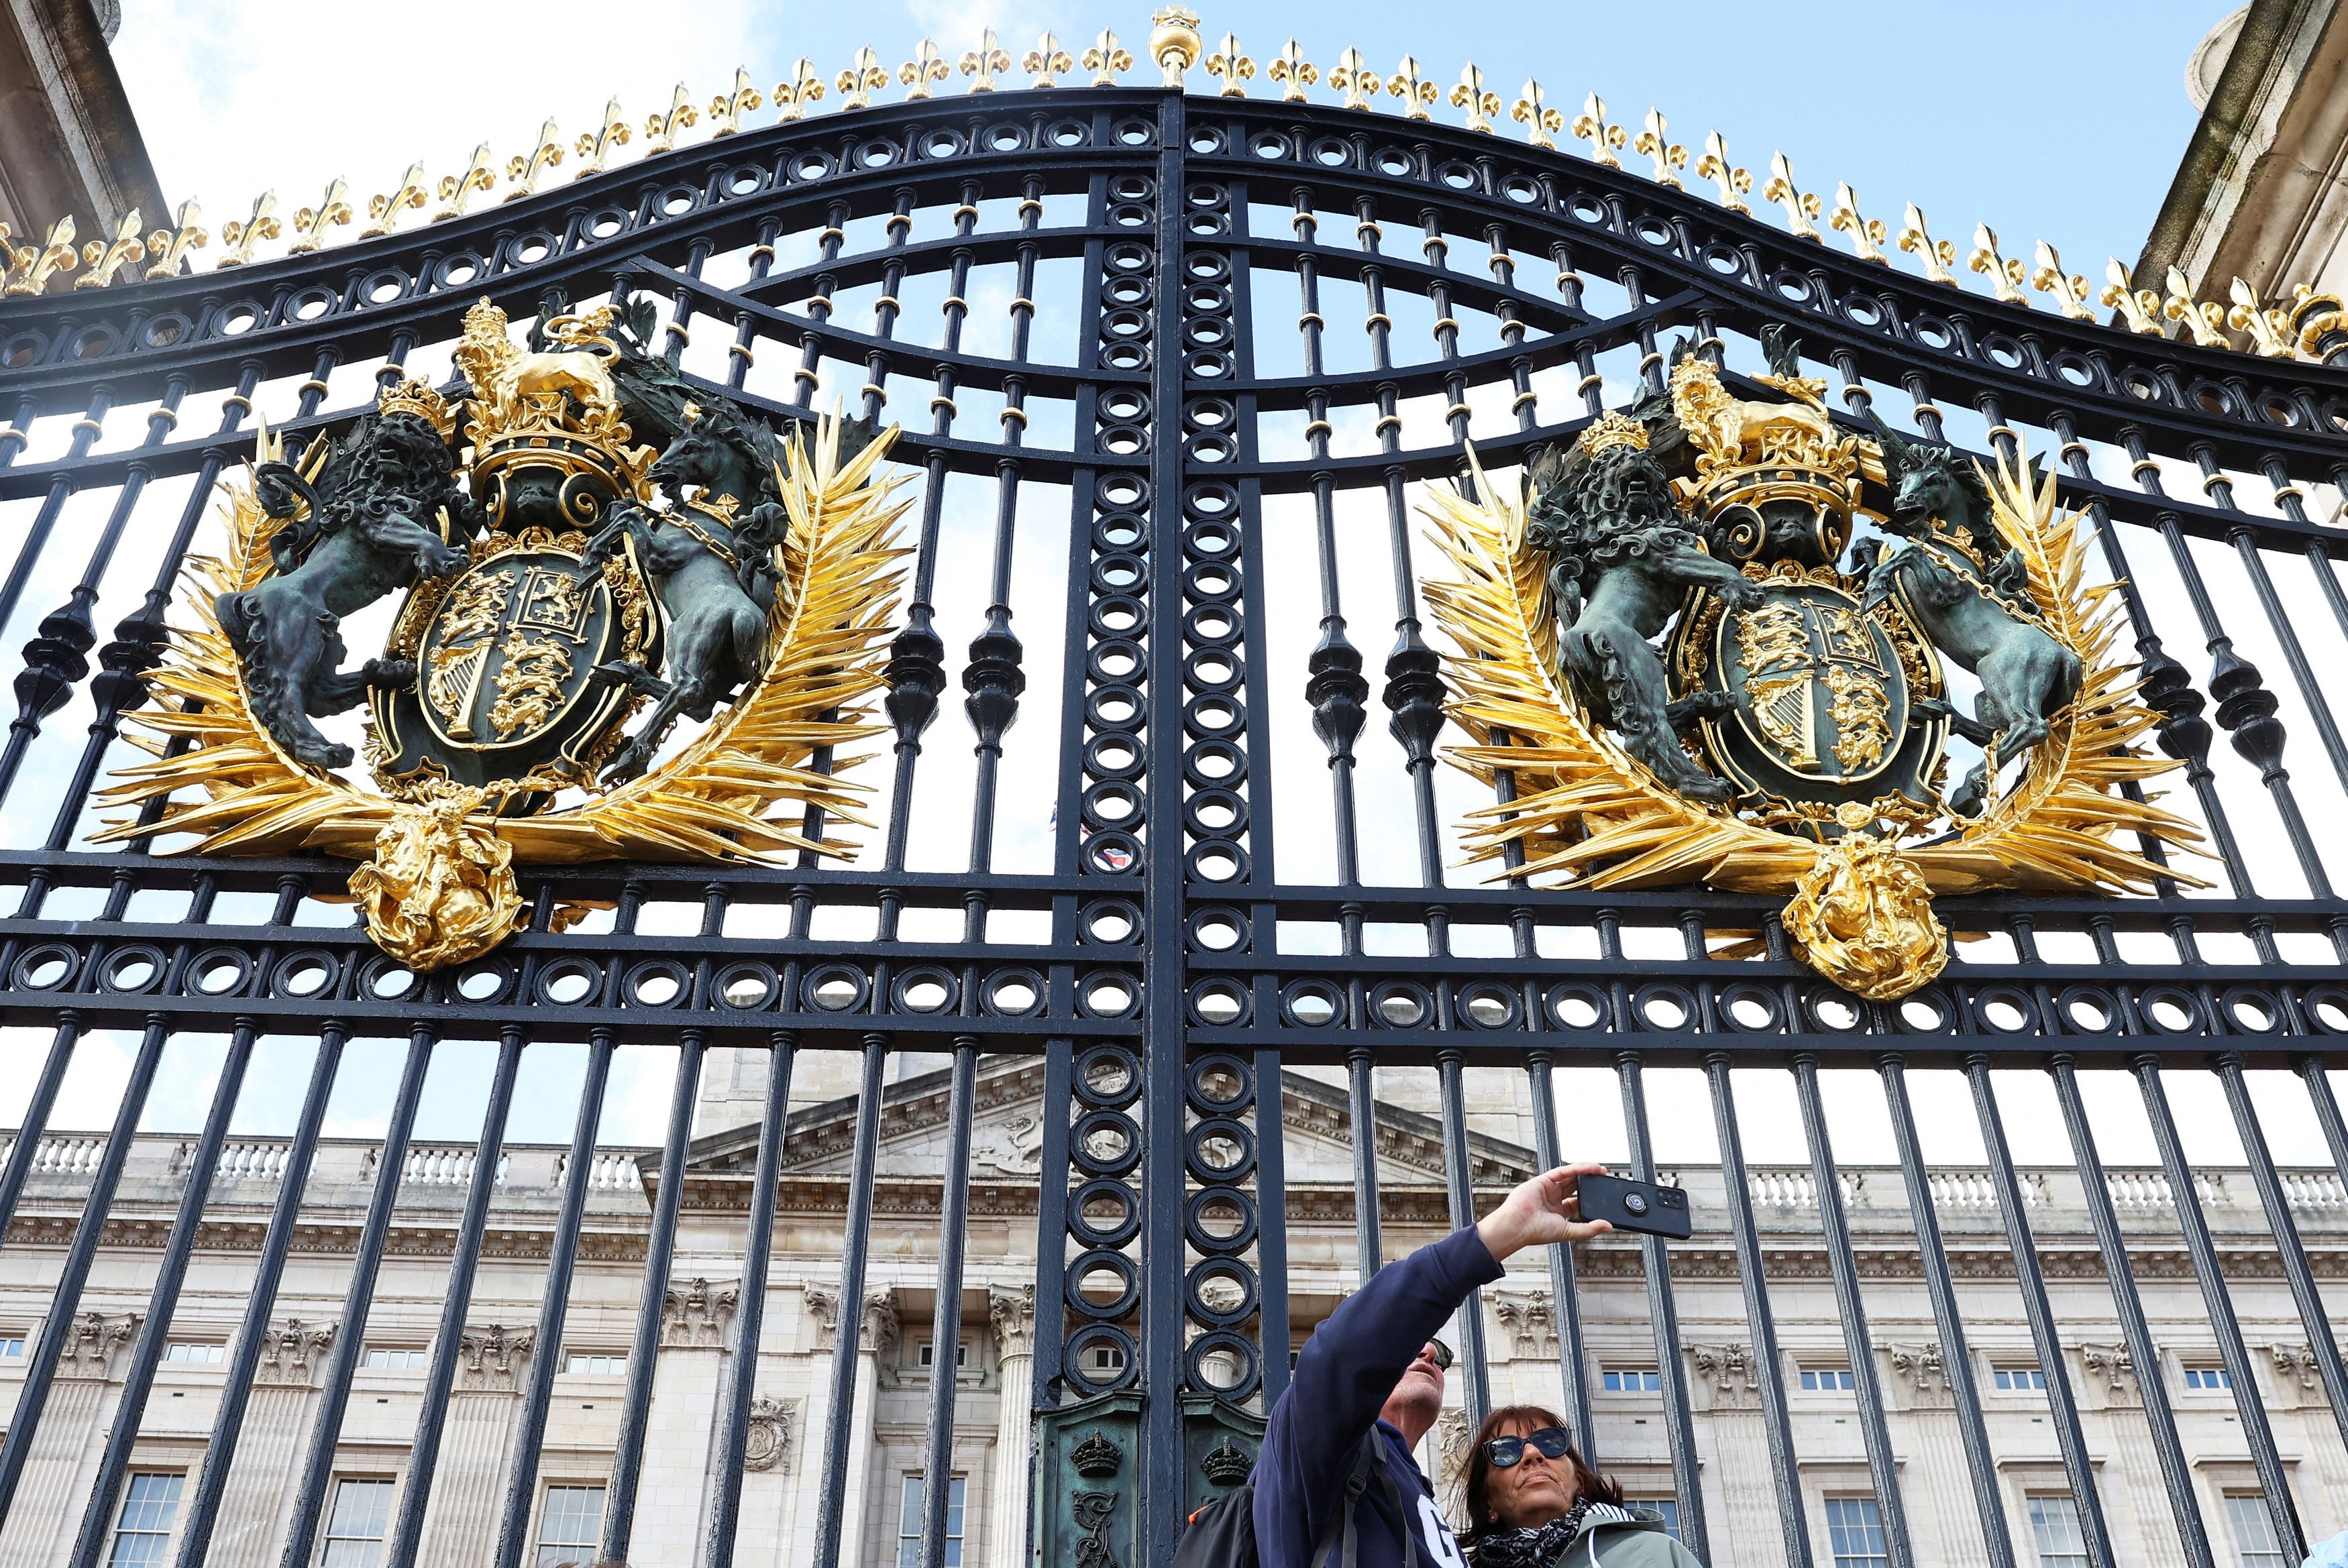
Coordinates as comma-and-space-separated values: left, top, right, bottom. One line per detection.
100, 295, 914, 971
1423, 333, 2203, 1000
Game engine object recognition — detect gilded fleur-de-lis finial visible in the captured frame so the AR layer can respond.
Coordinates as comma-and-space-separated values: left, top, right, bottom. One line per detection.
217, 191, 280, 268
1694, 130, 1750, 213
961, 32, 1013, 91
1897, 203, 1956, 284
709, 67, 763, 133
1634, 108, 1685, 188
1452, 64, 1499, 133
900, 40, 949, 100
574, 99, 631, 176
1327, 48, 1378, 110
838, 48, 888, 109
2099, 258, 2164, 335
362, 162, 429, 238
4, 216, 78, 294
1389, 56, 1436, 119
1761, 151, 1821, 239
506, 119, 566, 199
2030, 241, 2093, 319
1148, 7, 1202, 88
1570, 94, 1625, 167
432, 143, 498, 222
1205, 33, 1253, 96
775, 60, 825, 120
76, 210, 146, 288
1082, 29, 1133, 86
645, 82, 700, 150
1827, 182, 1886, 262
1512, 81, 1563, 148
2162, 266, 2230, 346
144, 199, 208, 278
1268, 40, 1316, 101
1024, 33, 1073, 88
290, 178, 352, 253
2227, 276, 2296, 356
1968, 223, 2026, 304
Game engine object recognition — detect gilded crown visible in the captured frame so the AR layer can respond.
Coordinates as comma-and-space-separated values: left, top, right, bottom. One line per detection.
1579, 409, 1651, 457
1666, 353, 1861, 543
376, 378, 459, 441
453, 297, 654, 512
1071, 1429, 1124, 1479
1200, 1437, 1252, 1486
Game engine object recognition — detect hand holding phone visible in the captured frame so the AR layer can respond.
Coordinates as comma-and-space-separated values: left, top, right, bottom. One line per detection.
1574, 1172, 1693, 1240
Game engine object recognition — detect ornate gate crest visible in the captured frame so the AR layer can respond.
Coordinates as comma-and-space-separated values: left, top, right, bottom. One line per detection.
98, 298, 912, 971
1424, 344, 2204, 1000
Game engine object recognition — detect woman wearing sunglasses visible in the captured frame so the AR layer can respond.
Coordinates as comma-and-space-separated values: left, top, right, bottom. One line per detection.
1456, 1408, 1702, 1567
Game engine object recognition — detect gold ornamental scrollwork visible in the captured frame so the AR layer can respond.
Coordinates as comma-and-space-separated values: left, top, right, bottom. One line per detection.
1421, 435, 2204, 1001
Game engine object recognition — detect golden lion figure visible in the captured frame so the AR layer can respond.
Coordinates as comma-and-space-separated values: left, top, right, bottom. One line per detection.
347, 789, 525, 971
1778, 830, 1947, 1003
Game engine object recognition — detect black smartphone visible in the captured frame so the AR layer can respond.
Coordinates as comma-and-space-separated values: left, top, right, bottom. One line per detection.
1576, 1172, 1693, 1240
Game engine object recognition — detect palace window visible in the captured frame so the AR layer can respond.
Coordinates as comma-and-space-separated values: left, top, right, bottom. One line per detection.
2183, 1364, 2231, 1391
535, 1485, 605, 1566
2027, 1494, 2088, 1568
2224, 1495, 2289, 1568
321, 1478, 394, 1567
897, 1475, 967, 1567
1084, 1343, 1126, 1376
917, 1340, 971, 1369
1825, 1497, 1888, 1568
106, 1473, 182, 1568
562, 1352, 625, 1376
1992, 1364, 2047, 1392
0, 1336, 21, 1357
1626, 1498, 1680, 1541
1601, 1367, 1661, 1392
1799, 1366, 1856, 1391
162, 1343, 223, 1364
361, 1347, 428, 1370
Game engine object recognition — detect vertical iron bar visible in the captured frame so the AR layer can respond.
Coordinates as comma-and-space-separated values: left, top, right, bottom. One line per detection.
599, 1033, 706, 1567
1346, 1044, 1383, 1279
916, 1040, 979, 1568
704, 1032, 796, 1566
0, 1017, 79, 1251
1525, 1052, 1594, 1467
812, 1040, 888, 1568
1703, 1055, 1811, 1568
492, 1029, 619, 1568
1791, 1053, 1912, 1568
1435, 1048, 1491, 1424
1615, 1050, 1707, 1558
1254, 1044, 1291, 1406
281, 1025, 435, 1568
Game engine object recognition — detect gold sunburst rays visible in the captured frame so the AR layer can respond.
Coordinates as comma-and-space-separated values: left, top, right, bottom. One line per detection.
97, 411, 914, 894
1418, 439, 2203, 921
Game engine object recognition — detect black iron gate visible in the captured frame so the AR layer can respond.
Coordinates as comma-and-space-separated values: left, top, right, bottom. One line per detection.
0, 37, 2346, 1568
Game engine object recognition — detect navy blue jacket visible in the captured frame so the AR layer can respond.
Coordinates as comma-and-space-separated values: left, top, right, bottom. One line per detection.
1254, 1225, 1504, 1568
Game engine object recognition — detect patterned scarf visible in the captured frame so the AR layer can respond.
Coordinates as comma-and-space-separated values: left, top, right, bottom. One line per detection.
1471, 1500, 1639, 1568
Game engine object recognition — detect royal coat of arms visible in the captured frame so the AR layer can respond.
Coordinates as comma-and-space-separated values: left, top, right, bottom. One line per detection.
100, 297, 912, 970
1425, 336, 2203, 999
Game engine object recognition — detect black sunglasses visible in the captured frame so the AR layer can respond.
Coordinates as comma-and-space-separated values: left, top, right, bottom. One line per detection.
1483, 1426, 1573, 1468
1422, 1339, 1454, 1371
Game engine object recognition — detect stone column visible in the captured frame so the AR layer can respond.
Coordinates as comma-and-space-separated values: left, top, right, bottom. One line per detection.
414, 1325, 535, 1564
1685, 1343, 1776, 1568
843, 1292, 898, 1563
987, 1285, 1036, 1568
1884, 1342, 1979, 1568
634, 1277, 737, 1565
739, 1393, 800, 1568
209, 1319, 336, 1567
786, 1285, 894, 1565
0, 1312, 136, 1568
2078, 1342, 2182, 1568
2270, 1343, 2348, 1542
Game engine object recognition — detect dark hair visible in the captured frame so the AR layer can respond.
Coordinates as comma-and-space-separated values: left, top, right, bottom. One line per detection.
1456, 1404, 1623, 1553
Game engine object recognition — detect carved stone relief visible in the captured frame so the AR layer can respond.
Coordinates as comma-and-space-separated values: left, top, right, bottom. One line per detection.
1687, 1342, 1761, 1411
255, 1318, 336, 1388
53, 1312, 137, 1380
1885, 1342, 1952, 1409
662, 1277, 739, 1348
1489, 1292, 1556, 1363
456, 1324, 534, 1392
743, 1396, 796, 1473
2080, 1343, 2139, 1408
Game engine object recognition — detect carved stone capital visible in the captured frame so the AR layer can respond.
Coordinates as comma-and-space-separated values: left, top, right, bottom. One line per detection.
1435, 1408, 1473, 1489
804, 1284, 841, 1352
2079, 1343, 2139, 1408
456, 1325, 534, 1392
989, 1283, 1036, 1360
1687, 1342, 1760, 1411
1488, 1292, 1556, 1363
53, 1312, 138, 1381
662, 1277, 739, 1349
861, 1292, 901, 1359
743, 1395, 796, 1473
255, 1318, 337, 1388
2268, 1343, 2320, 1404
1885, 1343, 1952, 1408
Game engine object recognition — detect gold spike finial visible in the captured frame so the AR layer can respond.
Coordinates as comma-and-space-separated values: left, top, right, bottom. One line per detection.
77, 209, 147, 288
1761, 151, 1821, 240
2030, 241, 2093, 320
1387, 56, 1436, 119
1024, 32, 1073, 89
1206, 33, 1253, 97
1694, 130, 1750, 214
144, 199, 209, 278
2226, 276, 2295, 356
645, 82, 699, 150
1451, 64, 1498, 133
507, 119, 566, 199
3, 216, 78, 295
1327, 47, 1378, 110
2162, 266, 2230, 346
1570, 94, 1625, 168
1828, 183, 1885, 263
1897, 203, 1956, 284
1512, 81, 1562, 149
290, 178, 352, 254
1968, 223, 2026, 304
1267, 39, 1316, 101
774, 60, 826, 120
361, 163, 429, 238
218, 192, 280, 268
709, 66, 763, 133
961, 32, 1012, 91
1148, 7, 1202, 89
431, 144, 498, 223
837, 48, 888, 109
2098, 258, 2164, 334
1634, 108, 1685, 188
900, 39, 949, 100
575, 99, 631, 177
1082, 29, 1133, 86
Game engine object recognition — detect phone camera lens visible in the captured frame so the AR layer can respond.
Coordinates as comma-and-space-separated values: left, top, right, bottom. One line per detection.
1623, 1192, 1649, 1215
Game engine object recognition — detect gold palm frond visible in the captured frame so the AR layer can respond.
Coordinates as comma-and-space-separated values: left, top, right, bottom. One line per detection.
97, 411, 913, 869
1420, 441, 2202, 898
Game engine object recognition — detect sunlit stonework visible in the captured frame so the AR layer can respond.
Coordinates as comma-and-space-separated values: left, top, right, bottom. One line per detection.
1425, 337, 2205, 1000
97, 298, 914, 970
